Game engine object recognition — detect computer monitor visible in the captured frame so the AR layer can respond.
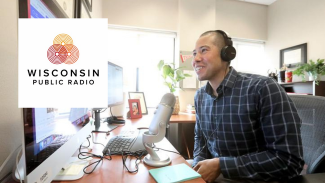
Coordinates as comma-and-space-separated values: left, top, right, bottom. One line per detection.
14, 108, 93, 183
93, 61, 124, 131
107, 61, 124, 107
19, 0, 69, 18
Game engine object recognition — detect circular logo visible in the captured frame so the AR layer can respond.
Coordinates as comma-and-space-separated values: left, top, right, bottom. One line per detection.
47, 33, 79, 65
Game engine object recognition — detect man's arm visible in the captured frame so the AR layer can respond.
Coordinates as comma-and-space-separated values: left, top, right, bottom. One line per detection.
219, 79, 304, 181
192, 92, 211, 167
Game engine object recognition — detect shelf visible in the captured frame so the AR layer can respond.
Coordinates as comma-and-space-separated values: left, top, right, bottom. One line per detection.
279, 81, 325, 97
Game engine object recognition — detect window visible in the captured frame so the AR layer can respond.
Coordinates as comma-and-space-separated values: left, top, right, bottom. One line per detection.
231, 39, 270, 76
106, 27, 176, 107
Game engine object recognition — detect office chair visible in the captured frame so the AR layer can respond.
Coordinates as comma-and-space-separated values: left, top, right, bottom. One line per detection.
289, 95, 325, 174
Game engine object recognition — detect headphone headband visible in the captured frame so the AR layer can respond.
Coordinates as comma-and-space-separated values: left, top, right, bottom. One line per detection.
215, 30, 233, 46
214, 30, 236, 62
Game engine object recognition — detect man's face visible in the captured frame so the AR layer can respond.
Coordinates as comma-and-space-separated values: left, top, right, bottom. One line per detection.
192, 34, 227, 82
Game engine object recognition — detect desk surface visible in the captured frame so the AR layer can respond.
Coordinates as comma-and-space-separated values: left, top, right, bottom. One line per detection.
169, 112, 196, 123
58, 115, 204, 183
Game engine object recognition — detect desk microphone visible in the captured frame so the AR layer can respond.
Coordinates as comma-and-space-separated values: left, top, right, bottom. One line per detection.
142, 93, 176, 167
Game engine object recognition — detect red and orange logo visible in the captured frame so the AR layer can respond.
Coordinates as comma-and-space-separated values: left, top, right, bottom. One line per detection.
47, 34, 79, 65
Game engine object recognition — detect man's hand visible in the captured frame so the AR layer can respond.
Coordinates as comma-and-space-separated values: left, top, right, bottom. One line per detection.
193, 158, 221, 183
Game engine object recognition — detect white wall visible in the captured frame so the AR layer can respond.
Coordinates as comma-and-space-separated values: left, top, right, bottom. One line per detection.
0, 0, 22, 175
90, 0, 103, 18
215, 0, 267, 40
178, 0, 216, 111
102, 0, 179, 31
265, 0, 325, 81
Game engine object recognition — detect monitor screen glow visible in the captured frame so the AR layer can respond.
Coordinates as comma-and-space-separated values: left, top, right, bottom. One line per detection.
107, 61, 124, 107
21, 108, 92, 183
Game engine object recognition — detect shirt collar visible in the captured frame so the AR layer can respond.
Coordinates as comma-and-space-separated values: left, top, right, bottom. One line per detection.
204, 67, 238, 96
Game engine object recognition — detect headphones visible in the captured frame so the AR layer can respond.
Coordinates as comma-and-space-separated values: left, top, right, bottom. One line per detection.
215, 30, 236, 62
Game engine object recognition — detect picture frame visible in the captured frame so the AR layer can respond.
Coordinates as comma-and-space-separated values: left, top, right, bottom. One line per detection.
76, 0, 91, 18
280, 43, 307, 69
128, 92, 148, 115
54, 0, 75, 18
84, 0, 92, 12
128, 99, 142, 119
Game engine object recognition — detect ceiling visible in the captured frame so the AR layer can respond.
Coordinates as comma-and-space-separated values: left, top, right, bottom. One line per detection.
235, 0, 277, 5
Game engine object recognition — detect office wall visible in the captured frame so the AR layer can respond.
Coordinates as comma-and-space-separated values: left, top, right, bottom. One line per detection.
265, 0, 325, 73
0, 0, 104, 176
178, 0, 216, 111
102, 0, 179, 31
90, 0, 103, 18
215, 0, 267, 40
0, 0, 22, 175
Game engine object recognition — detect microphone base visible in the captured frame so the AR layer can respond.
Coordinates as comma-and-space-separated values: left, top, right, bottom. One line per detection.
143, 152, 171, 167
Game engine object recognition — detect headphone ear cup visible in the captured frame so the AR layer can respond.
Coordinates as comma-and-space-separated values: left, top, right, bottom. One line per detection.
221, 46, 236, 62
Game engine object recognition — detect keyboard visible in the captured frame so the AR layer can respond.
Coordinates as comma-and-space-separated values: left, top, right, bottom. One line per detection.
102, 129, 147, 155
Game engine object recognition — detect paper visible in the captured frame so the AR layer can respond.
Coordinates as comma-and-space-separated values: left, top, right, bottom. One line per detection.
182, 70, 197, 88
149, 163, 201, 183
57, 164, 85, 176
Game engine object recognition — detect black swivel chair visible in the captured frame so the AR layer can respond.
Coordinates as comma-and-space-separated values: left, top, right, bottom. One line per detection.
289, 95, 325, 174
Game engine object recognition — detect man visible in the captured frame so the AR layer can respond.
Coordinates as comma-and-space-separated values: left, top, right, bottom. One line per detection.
191, 30, 304, 182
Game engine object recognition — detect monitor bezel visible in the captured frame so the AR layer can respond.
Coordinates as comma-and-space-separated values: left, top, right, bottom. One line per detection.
20, 108, 93, 183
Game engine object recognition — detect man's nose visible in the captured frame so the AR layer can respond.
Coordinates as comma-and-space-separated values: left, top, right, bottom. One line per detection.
192, 53, 202, 66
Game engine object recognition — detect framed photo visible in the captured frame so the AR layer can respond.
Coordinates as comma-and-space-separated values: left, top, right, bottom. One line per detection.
54, 0, 75, 18
76, 0, 91, 18
84, 0, 92, 12
128, 99, 142, 119
129, 92, 148, 115
280, 43, 307, 68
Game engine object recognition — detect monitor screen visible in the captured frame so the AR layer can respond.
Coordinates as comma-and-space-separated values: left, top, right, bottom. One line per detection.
21, 108, 93, 182
107, 61, 124, 107
30, 0, 56, 18
19, 0, 69, 18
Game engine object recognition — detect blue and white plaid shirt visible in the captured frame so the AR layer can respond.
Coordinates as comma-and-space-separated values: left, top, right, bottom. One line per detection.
193, 67, 304, 181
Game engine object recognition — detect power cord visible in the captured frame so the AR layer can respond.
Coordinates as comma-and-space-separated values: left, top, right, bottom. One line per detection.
152, 144, 189, 160
77, 134, 112, 174
121, 150, 147, 173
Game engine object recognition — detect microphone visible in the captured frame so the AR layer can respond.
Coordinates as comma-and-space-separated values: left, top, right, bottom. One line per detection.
143, 93, 176, 167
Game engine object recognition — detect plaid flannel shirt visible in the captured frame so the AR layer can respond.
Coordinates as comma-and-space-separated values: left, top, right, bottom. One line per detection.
193, 67, 304, 181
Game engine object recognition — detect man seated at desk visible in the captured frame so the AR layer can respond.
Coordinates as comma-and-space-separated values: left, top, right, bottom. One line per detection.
191, 30, 304, 182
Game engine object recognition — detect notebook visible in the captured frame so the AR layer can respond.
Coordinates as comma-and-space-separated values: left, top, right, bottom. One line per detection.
149, 163, 201, 183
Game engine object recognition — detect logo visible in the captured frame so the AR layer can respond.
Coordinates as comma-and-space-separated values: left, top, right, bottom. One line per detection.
47, 33, 79, 65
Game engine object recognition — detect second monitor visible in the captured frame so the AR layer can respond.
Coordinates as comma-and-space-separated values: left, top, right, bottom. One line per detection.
93, 61, 124, 131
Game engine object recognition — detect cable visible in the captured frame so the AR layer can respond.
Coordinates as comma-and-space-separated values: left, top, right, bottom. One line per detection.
100, 108, 108, 113
121, 150, 147, 173
77, 133, 113, 174
78, 143, 112, 174
152, 144, 189, 160
80, 135, 91, 148
91, 132, 105, 147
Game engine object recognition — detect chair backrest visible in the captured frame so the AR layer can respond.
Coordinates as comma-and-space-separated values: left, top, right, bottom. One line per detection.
289, 95, 325, 174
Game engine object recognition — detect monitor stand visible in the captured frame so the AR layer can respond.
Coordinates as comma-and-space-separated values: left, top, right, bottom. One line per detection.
13, 156, 89, 181
92, 110, 119, 133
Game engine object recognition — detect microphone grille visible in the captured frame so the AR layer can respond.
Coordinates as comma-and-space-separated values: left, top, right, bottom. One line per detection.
160, 93, 176, 107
